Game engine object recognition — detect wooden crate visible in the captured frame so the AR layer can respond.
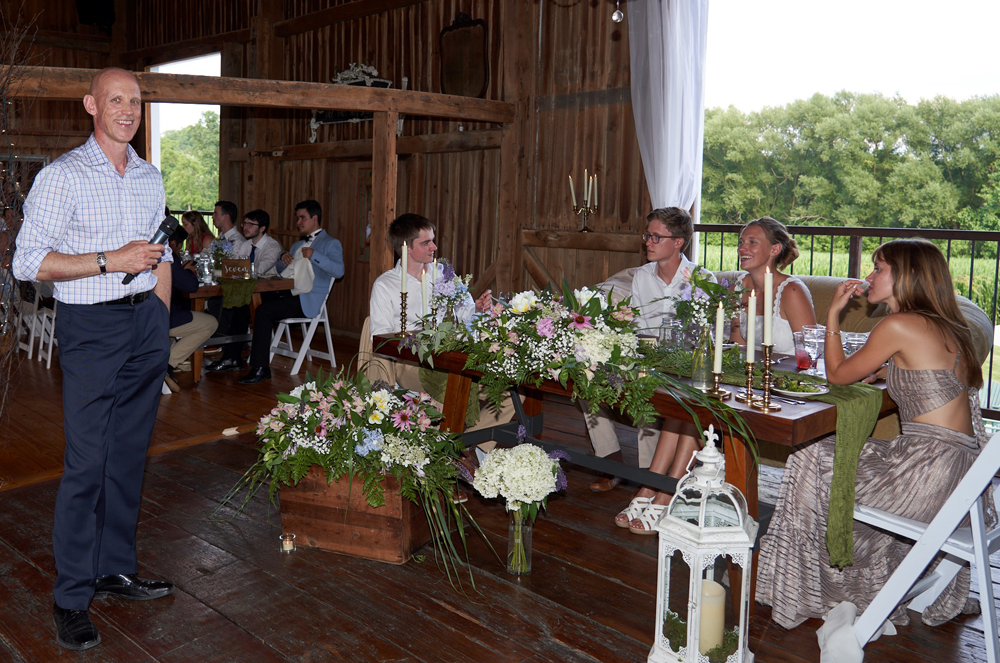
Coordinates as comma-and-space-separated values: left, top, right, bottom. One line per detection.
279, 467, 432, 564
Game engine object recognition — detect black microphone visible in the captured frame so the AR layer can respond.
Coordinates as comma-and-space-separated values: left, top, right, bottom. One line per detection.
122, 216, 179, 285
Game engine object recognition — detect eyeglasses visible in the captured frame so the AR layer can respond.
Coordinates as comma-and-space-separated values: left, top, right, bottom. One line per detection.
242, 221, 260, 227
642, 232, 680, 244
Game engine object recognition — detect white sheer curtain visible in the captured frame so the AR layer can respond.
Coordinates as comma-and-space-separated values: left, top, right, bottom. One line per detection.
628, 0, 710, 222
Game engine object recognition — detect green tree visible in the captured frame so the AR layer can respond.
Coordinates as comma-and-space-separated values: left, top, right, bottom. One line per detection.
701, 93, 1000, 232
161, 111, 219, 211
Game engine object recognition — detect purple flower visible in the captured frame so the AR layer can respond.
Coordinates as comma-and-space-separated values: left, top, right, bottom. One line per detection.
554, 468, 568, 492
548, 449, 571, 461
535, 316, 555, 338
455, 460, 474, 483
720, 278, 730, 289
516, 425, 526, 443
441, 260, 456, 281
693, 287, 708, 300
371, 380, 392, 392
568, 313, 592, 330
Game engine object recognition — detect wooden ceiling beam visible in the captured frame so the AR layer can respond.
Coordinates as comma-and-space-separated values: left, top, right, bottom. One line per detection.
120, 28, 252, 67
6, 66, 515, 124
274, 0, 427, 38
275, 128, 501, 161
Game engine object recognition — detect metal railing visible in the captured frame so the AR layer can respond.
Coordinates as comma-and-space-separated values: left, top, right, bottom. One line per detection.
695, 223, 1000, 420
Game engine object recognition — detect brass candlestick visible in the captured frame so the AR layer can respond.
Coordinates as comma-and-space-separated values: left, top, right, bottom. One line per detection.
574, 201, 598, 233
735, 362, 759, 404
706, 371, 731, 401
400, 291, 409, 335
752, 344, 782, 412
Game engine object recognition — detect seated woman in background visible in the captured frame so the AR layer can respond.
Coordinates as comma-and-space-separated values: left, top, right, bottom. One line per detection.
620, 217, 816, 534
181, 210, 214, 256
757, 238, 994, 629
730, 216, 816, 355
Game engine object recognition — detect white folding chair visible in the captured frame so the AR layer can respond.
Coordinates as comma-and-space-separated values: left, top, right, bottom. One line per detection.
16, 288, 41, 358
36, 300, 58, 369
269, 280, 336, 375
850, 431, 1000, 662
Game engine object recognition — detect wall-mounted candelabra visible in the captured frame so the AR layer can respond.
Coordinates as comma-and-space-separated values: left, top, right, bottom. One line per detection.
568, 169, 598, 233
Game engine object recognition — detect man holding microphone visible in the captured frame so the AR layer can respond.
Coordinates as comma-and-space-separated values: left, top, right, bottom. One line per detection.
13, 67, 175, 651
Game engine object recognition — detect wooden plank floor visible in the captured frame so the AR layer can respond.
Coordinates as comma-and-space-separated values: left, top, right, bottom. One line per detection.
1, 340, 997, 661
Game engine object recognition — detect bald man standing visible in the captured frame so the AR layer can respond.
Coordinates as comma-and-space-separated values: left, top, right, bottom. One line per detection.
13, 67, 174, 651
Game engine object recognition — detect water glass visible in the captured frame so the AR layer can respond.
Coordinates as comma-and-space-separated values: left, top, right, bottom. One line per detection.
658, 317, 685, 349
801, 324, 826, 375
792, 331, 811, 371
843, 331, 868, 357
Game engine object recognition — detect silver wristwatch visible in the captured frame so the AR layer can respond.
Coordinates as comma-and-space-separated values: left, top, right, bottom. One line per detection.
96, 251, 107, 274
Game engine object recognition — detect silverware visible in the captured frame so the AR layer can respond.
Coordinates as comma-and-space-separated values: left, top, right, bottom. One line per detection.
770, 395, 807, 405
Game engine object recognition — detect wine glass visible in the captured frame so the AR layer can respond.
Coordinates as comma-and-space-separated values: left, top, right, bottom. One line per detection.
801, 324, 826, 375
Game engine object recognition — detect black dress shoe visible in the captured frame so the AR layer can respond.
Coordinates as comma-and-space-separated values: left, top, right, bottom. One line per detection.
238, 367, 271, 385
94, 573, 173, 601
53, 604, 100, 650
206, 357, 245, 373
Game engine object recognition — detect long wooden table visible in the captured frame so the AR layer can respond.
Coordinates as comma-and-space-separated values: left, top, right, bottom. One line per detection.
181, 277, 294, 380
373, 334, 897, 616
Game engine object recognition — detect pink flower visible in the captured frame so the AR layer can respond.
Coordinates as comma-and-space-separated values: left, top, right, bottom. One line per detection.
489, 342, 501, 353
504, 347, 516, 357
391, 408, 415, 432
611, 307, 634, 322
508, 331, 519, 343
331, 380, 344, 389
568, 313, 592, 330
548, 368, 561, 381
535, 317, 555, 338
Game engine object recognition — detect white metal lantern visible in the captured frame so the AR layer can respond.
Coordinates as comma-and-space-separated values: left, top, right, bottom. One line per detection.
649, 425, 758, 663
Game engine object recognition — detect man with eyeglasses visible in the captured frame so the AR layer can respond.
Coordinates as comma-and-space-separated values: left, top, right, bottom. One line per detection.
206, 209, 282, 373
585, 206, 716, 492
233, 209, 281, 277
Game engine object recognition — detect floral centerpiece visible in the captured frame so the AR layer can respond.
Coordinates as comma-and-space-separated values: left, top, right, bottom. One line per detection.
208, 238, 236, 268
410, 281, 668, 426
669, 269, 744, 389
471, 440, 568, 574
432, 259, 473, 321
227, 369, 474, 581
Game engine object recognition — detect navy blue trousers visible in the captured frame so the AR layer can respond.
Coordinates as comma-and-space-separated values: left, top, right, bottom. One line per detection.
53, 295, 170, 609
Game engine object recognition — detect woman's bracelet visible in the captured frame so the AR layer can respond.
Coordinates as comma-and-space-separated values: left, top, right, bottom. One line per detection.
826, 330, 841, 338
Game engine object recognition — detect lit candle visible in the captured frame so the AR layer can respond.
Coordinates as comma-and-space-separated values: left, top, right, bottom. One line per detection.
592, 173, 598, 207
746, 289, 756, 363
713, 301, 724, 373
763, 266, 773, 346
568, 175, 577, 207
699, 579, 726, 654
401, 241, 408, 292
584, 168, 590, 206
421, 265, 428, 316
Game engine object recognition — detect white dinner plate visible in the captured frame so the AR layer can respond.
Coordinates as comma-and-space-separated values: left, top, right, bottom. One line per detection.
773, 384, 829, 397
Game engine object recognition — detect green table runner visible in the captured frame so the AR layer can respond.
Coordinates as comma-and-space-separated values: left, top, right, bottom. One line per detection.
655, 347, 881, 567
221, 278, 257, 309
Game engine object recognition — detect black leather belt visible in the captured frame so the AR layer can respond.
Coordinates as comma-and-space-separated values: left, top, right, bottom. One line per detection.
100, 291, 151, 306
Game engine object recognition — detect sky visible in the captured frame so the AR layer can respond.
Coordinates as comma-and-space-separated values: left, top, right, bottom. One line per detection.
150, 54, 221, 135
704, 0, 1000, 112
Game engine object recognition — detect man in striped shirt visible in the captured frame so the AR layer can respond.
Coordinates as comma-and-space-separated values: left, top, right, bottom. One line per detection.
13, 67, 174, 651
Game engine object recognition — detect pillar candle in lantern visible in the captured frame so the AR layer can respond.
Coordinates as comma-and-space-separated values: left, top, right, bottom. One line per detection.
713, 301, 724, 373
699, 579, 726, 653
763, 266, 773, 346
746, 290, 756, 363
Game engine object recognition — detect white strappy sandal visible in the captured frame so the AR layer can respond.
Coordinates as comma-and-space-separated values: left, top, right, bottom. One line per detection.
629, 503, 668, 535
615, 496, 652, 528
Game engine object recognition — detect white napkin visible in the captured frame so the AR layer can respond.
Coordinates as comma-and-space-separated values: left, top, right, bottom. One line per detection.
817, 601, 896, 663
289, 251, 315, 296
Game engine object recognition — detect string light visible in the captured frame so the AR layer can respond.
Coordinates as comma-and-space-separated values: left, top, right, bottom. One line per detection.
612, 0, 624, 22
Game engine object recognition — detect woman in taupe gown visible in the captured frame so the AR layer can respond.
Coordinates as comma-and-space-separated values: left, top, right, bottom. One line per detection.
756, 238, 994, 629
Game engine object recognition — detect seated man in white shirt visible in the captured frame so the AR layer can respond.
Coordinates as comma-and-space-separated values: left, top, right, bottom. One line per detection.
213, 200, 242, 244
585, 207, 715, 495
368, 213, 515, 439
206, 209, 283, 373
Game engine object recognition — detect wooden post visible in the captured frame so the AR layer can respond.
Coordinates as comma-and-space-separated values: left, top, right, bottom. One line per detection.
219, 42, 244, 205
369, 110, 399, 297
247, 0, 284, 230
723, 430, 758, 621
496, 0, 539, 293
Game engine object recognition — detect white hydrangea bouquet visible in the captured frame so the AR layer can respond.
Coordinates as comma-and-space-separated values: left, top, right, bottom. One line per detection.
472, 441, 568, 574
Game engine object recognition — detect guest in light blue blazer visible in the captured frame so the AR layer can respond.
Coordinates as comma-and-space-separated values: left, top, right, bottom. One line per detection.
239, 199, 345, 384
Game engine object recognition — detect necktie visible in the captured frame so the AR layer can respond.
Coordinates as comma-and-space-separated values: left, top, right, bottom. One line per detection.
249, 245, 256, 264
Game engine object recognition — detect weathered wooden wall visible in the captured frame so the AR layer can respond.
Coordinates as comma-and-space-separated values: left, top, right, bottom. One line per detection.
6, 0, 652, 337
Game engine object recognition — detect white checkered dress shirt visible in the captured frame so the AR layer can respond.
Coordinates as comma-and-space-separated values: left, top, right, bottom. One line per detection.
13, 135, 170, 304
